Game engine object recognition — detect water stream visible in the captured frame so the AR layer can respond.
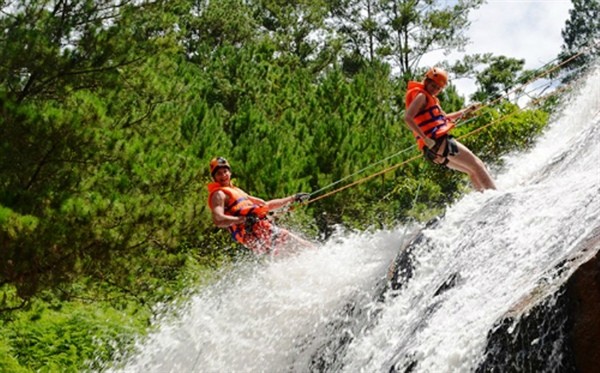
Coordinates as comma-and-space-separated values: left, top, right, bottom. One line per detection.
111, 66, 599, 373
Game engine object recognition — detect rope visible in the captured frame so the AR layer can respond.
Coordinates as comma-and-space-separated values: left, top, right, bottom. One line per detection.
308, 145, 417, 197
306, 154, 421, 205
304, 82, 571, 208
299, 40, 598, 207
463, 39, 598, 118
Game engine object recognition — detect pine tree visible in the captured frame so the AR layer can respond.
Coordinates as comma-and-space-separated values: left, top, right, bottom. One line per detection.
560, 0, 600, 71
332, 0, 484, 77
471, 56, 526, 102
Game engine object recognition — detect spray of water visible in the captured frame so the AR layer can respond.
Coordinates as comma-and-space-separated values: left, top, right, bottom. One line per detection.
110, 227, 403, 372
342, 66, 600, 372
111, 67, 599, 373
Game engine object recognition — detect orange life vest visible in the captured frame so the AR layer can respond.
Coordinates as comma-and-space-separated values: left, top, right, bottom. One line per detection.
405, 81, 455, 150
207, 182, 268, 245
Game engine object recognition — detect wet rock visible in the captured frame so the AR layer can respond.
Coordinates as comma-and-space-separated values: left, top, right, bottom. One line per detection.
308, 219, 438, 372
477, 226, 600, 372
306, 287, 387, 372
433, 272, 461, 297
387, 217, 441, 292
566, 243, 600, 372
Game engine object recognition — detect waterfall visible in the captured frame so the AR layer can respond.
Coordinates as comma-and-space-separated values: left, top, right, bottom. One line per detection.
110, 66, 599, 373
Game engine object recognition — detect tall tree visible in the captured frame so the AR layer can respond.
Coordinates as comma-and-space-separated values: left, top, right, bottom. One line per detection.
376, 0, 483, 77
182, 0, 257, 63
0, 0, 202, 302
471, 56, 526, 102
330, 0, 484, 77
249, 0, 337, 73
330, 0, 384, 72
559, 0, 600, 71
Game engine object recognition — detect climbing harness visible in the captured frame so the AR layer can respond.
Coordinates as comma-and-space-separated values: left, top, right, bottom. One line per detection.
423, 135, 459, 166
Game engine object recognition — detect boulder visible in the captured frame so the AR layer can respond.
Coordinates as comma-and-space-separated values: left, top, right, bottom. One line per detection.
477, 226, 600, 372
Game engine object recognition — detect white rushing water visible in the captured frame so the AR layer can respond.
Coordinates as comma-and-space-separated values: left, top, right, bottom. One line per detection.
112, 67, 600, 373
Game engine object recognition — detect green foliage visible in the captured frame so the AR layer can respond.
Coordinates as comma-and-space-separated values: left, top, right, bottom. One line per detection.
0, 0, 558, 370
0, 205, 39, 240
0, 0, 204, 299
331, 0, 484, 76
0, 336, 28, 373
559, 0, 600, 72
2, 299, 147, 372
250, 0, 337, 73
471, 56, 526, 102
453, 102, 549, 166
0, 256, 222, 372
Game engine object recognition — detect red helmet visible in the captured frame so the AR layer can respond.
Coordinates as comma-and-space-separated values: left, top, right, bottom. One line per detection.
209, 157, 231, 177
425, 67, 448, 88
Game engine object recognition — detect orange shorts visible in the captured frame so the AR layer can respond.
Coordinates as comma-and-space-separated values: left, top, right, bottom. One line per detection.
243, 220, 290, 255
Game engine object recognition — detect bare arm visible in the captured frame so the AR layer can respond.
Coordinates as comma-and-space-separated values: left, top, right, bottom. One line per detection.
447, 103, 481, 121
247, 194, 296, 211
264, 195, 296, 211
210, 191, 246, 228
249, 194, 299, 212
247, 196, 267, 206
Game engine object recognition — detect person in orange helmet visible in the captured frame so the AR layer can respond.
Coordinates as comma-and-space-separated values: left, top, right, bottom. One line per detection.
404, 67, 496, 191
207, 157, 314, 255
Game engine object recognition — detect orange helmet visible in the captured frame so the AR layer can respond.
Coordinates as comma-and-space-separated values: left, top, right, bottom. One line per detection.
209, 157, 231, 177
425, 67, 448, 88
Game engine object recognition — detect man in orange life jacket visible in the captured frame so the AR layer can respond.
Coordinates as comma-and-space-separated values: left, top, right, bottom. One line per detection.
207, 157, 313, 255
404, 67, 496, 191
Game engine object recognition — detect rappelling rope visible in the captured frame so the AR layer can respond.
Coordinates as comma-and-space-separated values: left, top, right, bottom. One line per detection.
298, 41, 598, 207
304, 80, 573, 207
461, 42, 597, 120
308, 144, 417, 197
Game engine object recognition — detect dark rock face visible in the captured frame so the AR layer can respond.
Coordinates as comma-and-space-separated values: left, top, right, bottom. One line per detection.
388, 217, 442, 292
306, 221, 435, 373
307, 284, 388, 372
475, 288, 578, 372
568, 247, 600, 372
477, 226, 600, 373
308, 223, 600, 373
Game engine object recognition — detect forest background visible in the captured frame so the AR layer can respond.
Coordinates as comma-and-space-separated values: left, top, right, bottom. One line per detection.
0, 0, 597, 371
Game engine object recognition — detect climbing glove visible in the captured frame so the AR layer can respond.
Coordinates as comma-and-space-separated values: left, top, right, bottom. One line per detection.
294, 192, 310, 203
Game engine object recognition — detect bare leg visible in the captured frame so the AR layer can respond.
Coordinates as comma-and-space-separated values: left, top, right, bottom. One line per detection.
435, 141, 496, 191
